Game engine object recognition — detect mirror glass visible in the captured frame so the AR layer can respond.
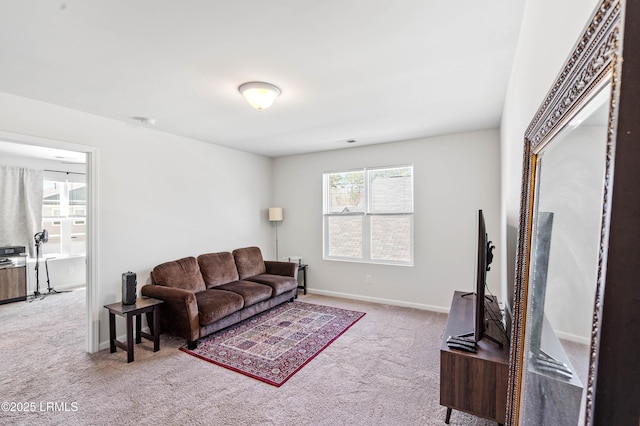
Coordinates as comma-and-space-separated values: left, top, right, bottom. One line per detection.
518, 85, 610, 425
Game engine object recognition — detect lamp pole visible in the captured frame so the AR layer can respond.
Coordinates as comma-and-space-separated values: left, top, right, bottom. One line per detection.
275, 220, 279, 260
268, 207, 284, 260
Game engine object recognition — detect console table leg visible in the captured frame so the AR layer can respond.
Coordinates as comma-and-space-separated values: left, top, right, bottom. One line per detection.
126, 314, 134, 363
135, 314, 142, 344
302, 267, 307, 295
152, 309, 160, 352
445, 407, 452, 424
108, 312, 116, 353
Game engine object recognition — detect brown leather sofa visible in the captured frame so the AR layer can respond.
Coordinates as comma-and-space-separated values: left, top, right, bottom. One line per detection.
141, 246, 298, 349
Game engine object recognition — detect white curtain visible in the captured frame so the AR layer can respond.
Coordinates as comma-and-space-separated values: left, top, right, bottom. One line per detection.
0, 166, 43, 257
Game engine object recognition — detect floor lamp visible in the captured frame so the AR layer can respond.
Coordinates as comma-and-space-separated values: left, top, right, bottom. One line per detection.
269, 207, 283, 260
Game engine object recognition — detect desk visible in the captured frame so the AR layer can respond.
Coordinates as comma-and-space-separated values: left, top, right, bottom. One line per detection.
104, 297, 163, 363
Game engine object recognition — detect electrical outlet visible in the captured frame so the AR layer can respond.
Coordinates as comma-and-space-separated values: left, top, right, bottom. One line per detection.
365, 274, 372, 284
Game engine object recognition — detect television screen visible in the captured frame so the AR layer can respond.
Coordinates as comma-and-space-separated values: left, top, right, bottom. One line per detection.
474, 210, 488, 342
456, 210, 497, 346
473, 209, 496, 343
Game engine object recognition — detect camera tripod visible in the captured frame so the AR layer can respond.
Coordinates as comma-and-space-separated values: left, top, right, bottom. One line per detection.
33, 230, 69, 300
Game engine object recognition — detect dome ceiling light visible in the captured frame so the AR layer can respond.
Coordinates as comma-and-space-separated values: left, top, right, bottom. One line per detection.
238, 81, 281, 111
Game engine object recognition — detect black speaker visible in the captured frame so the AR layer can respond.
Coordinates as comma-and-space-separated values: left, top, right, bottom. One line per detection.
122, 271, 137, 305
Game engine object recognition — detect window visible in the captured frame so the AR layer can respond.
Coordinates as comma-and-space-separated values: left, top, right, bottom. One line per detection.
42, 177, 87, 256
323, 165, 413, 265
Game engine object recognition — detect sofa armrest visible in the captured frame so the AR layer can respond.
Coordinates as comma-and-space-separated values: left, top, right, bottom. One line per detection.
264, 261, 298, 280
141, 284, 200, 342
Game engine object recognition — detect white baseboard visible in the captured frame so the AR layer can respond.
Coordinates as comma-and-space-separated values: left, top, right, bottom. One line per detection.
555, 330, 591, 346
52, 282, 85, 291
97, 291, 454, 351
306, 288, 450, 314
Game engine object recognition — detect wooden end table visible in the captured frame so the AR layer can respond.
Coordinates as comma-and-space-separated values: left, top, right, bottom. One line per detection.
104, 297, 163, 363
297, 264, 308, 296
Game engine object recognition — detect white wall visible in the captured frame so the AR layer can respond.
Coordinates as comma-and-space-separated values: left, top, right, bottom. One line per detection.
0, 91, 273, 351
25, 256, 86, 292
499, 0, 600, 313
273, 130, 501, 311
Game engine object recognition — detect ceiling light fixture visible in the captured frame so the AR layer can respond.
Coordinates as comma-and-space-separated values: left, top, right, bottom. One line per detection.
238, 81, 281, 111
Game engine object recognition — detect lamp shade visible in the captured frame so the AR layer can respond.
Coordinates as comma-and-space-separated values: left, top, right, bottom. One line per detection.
239, 82, 281, 111
269, 207, 283, 221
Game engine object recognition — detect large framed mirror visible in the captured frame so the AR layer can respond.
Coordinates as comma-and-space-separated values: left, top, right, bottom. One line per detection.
506, 0, 640, 424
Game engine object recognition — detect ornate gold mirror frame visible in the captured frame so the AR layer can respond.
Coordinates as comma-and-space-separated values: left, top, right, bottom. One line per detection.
505, 0, 635, 424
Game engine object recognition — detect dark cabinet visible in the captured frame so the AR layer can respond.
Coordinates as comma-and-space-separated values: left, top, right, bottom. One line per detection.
0, 256, 27, 304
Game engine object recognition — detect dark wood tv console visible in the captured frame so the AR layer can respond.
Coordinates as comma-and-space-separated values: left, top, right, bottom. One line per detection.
440, 291, 509, 425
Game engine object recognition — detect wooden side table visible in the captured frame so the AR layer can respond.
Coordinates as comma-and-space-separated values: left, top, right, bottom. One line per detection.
104, 297, 163, 363
297, 264, 308, 296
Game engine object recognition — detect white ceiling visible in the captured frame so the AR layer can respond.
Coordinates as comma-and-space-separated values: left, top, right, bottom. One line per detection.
0, 141, 86, 164
0, 1, 525, 159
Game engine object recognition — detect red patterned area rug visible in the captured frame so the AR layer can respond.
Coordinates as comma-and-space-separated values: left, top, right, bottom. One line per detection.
180, 301, 365, 387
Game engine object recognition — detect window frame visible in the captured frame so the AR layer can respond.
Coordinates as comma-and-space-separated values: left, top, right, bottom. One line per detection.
323, 165, 414, 266
41, 175, 87, 257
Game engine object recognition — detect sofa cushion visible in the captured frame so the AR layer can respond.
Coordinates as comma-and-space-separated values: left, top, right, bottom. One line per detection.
195, 289, 244, 326
232, 246, 267, 280
197, 252, 239, 288
216, 280, 273, 306
245, 274, 298, 296
151, 256, 206, 293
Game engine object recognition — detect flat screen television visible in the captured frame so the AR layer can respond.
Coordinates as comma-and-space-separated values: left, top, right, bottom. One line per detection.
473, 209, 494, 343
460, 210, 499, 345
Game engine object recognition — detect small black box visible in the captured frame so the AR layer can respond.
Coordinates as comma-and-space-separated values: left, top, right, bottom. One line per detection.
0, 246, 26, 257
122, 272, 137, 305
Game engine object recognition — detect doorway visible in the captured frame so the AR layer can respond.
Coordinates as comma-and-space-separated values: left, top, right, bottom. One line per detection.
0, 131, 98, 353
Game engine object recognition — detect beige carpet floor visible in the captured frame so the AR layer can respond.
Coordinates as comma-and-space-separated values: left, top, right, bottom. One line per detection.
0, 288, 498, 426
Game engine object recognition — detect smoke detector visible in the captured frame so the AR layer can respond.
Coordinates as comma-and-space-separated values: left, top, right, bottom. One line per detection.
132, 116, 156, 126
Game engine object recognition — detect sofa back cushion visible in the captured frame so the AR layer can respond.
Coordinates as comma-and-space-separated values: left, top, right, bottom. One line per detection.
197, 252, 239, 288
150, 256, 206, 292
232, 246, 267, 279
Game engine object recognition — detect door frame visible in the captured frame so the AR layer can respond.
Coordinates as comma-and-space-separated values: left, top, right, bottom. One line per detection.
0, 130, 99, 353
